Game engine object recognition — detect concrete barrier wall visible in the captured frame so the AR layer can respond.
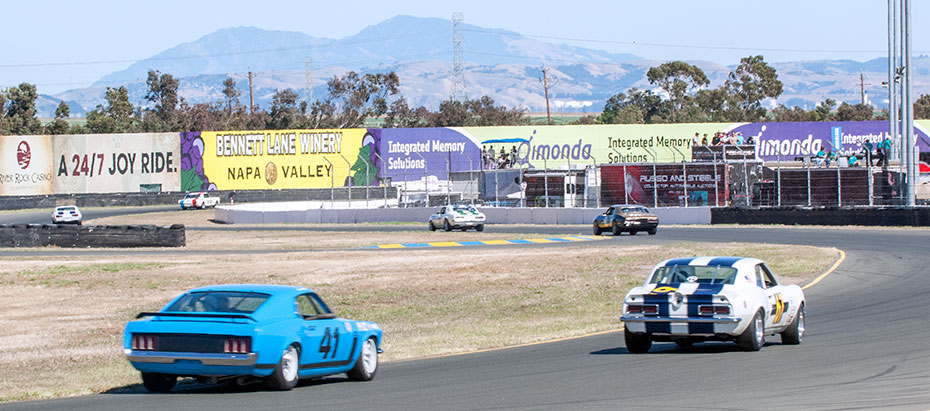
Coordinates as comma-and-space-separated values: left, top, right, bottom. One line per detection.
0, 224, 186, 247
215, 205, 713, 225
711, 207, 930, 226
0, 187, 397, 211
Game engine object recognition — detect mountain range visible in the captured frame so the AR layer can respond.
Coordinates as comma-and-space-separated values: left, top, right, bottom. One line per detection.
38, 15, 929, 119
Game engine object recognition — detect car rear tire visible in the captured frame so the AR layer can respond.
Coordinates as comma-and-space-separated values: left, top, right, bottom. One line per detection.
476, 224, 484, 232
624, 328, 652, 354
265, 344, 300, 390
347, 337, 379, 381
647, 228, 657, 235
611, 223, 622, 236
737, 311, 765, 351
780, 303, 804, 345
593, 223, 602, 236
443, 220, 452, 232
141, 372, 177, 393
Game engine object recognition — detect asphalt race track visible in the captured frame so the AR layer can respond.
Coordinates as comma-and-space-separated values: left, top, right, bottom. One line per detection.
3, 210, 930, 410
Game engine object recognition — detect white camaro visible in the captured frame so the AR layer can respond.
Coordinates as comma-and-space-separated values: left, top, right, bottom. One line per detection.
620, 256, 805, 352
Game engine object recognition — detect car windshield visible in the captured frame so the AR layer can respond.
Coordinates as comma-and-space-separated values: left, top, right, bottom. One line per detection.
166, 291, 270, 313
648, 265, 738, 285
621, 206, 648, 213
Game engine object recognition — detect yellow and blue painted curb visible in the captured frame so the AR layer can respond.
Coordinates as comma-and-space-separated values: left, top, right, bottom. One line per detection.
361, 235, 606, 249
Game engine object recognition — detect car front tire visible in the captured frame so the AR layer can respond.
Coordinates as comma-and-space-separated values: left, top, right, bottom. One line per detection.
780, 303, 804, 345
737, 311, 765, 351
347, 337, 379, 381
429, 221, 436, 231
141, 372, 177, 393
265, 344, 300, 390
593, 223, 602, 235
624, 328, 652, 354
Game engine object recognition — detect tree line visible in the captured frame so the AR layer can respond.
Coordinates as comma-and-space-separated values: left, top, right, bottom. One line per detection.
0, 70, 527, 135
3, 57, 930, 135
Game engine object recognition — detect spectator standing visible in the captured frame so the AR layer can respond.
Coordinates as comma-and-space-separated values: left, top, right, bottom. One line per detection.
701, 134, 709, 145
711, 133, 721, 145
863, 140, 875, 165
746, 135, 755, 145
877, 137, 892, 167
735, 132, 745, 145
488, 146, 496, 169
693, 132, 701, 145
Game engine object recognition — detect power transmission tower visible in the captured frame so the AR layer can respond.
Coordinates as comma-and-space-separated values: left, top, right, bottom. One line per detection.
451, 12, 466, 101
305, 57, 313, 104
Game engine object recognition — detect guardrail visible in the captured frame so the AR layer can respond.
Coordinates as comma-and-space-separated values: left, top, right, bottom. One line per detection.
0, 224, 186, 247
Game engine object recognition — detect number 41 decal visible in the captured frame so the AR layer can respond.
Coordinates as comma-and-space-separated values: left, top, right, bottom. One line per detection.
319, 327, 340, 359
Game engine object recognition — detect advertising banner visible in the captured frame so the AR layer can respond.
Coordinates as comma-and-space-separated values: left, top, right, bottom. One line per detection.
371, 128, 483, 183
0, 135, 53, 195
187, 129, 368, 191
599, 163, 727, 207
726, 121, 930, 162
53, 133, 180, 194
463, 124, 734, 170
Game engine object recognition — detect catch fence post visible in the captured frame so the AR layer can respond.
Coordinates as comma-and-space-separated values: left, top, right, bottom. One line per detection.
339, 154, 352, 209
414, 152, 427, 207
323, 157, 335, 209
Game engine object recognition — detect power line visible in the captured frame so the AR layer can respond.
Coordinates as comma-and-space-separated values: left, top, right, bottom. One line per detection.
463, 27, 928, 55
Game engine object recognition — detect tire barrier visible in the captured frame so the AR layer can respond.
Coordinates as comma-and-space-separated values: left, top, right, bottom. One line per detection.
0, 224, 186, 248
711, 206, 930, 226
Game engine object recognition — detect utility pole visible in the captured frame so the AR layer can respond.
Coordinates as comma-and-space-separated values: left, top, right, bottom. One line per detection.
248, 67, 255, 114
860, 72, 866, 105
541, 67, 552, 125
305, 57, 313, 105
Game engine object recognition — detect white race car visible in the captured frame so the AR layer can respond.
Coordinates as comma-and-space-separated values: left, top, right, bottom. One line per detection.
620, 256, 805, 352
179, 192, 220, 209
428, 204, 486, 232
52, 205, 83, 225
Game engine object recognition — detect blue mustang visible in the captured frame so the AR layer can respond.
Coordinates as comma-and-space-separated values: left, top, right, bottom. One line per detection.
123, 284, 383, 392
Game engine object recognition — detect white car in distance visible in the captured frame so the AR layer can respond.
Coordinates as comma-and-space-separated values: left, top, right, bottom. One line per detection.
52, 206, 83, 225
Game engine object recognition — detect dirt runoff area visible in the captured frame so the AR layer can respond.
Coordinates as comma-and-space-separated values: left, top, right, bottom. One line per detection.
0, 210, 840, 402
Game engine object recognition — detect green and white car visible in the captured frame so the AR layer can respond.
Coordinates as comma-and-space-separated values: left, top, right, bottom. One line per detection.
429, 204, 486, 232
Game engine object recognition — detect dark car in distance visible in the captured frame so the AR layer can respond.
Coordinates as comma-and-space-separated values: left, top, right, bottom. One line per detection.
593, 204, 658, 236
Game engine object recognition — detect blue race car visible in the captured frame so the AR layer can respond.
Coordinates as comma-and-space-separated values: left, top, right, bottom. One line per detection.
123, 284, 383, 392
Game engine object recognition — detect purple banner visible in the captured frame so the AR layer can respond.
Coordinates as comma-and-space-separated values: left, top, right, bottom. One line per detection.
729, 121, 930, 162
371, 128, 483, 183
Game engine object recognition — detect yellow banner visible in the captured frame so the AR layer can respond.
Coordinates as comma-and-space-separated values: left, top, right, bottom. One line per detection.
201, 129, 366, 190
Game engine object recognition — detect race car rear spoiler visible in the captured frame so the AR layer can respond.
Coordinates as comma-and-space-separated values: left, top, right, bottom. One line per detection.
136, 312, 256, 321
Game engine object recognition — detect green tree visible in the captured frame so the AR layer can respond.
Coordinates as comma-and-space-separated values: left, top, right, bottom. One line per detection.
646, 61, 709, 122
0, 92, 8, 134
308, 71, 400, 128
384, 98, 432, 127
811, 99, 836, 121
725, 55, 783, 121
835, 102, 874, 121
428, 96, 525, 127
46, 101, 71, 134
597, 88, 667, 124
4, 83, 42, 135
142, 70, 181, 131
267, 89, 303, 129
86, 86, 137, 133
220, 77, 244, 128
913, 94, 930, 119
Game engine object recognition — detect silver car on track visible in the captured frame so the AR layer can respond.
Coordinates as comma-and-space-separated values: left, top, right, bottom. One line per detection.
429, 204, 486, 232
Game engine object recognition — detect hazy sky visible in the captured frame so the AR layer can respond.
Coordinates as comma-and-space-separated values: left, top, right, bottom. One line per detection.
1, 0, 925, 94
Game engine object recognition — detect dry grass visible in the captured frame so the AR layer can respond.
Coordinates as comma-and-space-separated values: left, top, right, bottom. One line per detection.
0, 212, 840, 402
